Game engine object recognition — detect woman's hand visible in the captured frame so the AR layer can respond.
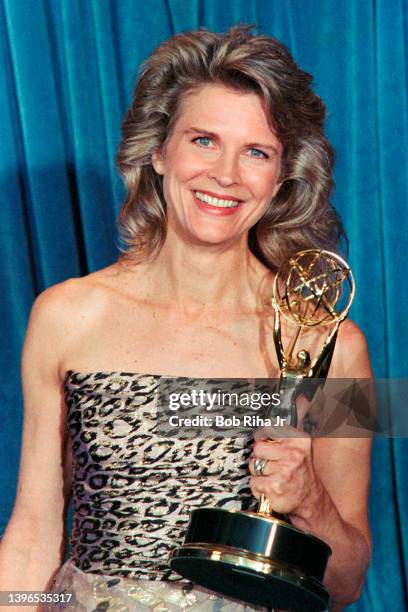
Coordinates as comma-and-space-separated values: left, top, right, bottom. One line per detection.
248, 429, 324, 517
248, 393, 325, 517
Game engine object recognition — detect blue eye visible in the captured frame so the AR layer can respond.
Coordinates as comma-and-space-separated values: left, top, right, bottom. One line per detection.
193, 136, 212, 147
248, 148, 268, 159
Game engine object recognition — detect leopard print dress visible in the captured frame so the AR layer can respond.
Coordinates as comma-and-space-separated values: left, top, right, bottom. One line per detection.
49, 370, 266, 611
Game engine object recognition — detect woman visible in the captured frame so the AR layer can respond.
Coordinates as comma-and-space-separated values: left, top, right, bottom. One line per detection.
0, 26, 372, 611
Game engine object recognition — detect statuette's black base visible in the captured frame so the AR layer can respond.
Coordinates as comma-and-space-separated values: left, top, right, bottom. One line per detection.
169, 508, 331, 612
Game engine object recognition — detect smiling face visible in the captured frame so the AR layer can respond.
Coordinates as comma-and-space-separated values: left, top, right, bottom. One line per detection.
152, 83, 283, 249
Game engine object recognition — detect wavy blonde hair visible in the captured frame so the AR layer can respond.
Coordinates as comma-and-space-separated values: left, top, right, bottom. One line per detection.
116, 25, 345, 270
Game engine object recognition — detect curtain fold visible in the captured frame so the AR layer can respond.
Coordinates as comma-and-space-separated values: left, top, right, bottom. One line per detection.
1, 1, 407, 609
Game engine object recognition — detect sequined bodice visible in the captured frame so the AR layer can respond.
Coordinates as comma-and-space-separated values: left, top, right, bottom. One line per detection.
64, 371, 255, 580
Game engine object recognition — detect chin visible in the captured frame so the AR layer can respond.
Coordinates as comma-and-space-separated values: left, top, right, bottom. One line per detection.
169, 212, 245, 249
187, 229, 241, 249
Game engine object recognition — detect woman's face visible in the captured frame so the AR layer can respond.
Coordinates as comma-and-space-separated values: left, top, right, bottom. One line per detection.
152, 83, 283, 249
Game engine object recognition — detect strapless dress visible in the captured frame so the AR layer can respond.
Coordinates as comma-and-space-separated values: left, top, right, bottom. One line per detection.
47, 371, 267, 611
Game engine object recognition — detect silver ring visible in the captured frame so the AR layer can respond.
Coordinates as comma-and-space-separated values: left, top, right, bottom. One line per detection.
253, 457, 268, 476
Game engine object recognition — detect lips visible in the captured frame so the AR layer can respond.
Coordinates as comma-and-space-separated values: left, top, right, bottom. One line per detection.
192, 190, 243, 216
194, 190, 242, 206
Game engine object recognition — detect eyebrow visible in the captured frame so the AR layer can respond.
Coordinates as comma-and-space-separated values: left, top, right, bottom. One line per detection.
184, 127, 280, 155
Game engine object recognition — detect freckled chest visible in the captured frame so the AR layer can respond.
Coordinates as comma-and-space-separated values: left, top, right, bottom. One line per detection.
68, 298, 278, 378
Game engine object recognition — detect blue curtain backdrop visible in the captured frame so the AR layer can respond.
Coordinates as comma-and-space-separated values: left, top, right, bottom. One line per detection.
1, 1, 407, 610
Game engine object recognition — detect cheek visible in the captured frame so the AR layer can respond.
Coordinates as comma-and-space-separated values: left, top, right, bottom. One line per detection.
166, 157, 206, 189
162, 161, 201, 209
246, 169, 281, 201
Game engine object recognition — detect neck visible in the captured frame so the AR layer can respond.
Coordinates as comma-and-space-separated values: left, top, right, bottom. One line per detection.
139, 230, 272, 314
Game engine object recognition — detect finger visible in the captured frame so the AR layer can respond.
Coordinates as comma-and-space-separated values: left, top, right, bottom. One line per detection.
249, 457, 274, 477
254, 423, 310, 440
253, 437, 311, 462
252, 439, 285, 461
249, 457, 293, 478
250, 476, 300, 514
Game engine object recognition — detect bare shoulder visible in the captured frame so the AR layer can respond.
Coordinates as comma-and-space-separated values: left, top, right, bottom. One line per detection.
331, 319, 373, 378
30, 263, 122, 322
26, 264, 123, 378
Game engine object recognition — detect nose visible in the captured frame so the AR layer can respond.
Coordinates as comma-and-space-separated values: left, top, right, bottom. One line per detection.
207, 151, 240, 187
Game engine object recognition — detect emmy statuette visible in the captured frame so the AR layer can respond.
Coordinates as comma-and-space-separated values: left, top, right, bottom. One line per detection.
169, 250, 355, 612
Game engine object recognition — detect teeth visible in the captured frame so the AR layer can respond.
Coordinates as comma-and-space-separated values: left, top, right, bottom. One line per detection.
194, 191, 240, 208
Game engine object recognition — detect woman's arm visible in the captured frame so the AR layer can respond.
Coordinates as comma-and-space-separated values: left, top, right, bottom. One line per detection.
0, 286, 73, 592
250, 321, 373, 611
